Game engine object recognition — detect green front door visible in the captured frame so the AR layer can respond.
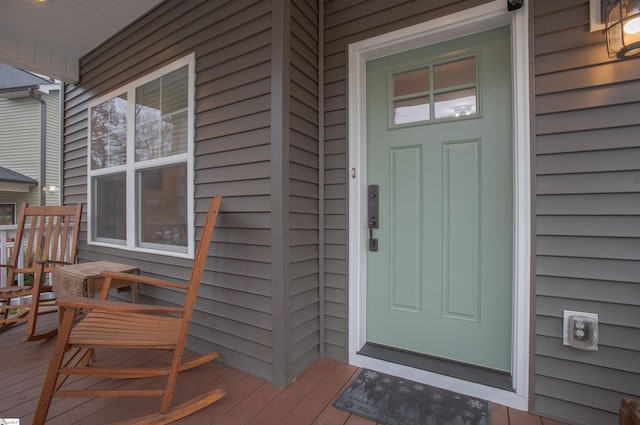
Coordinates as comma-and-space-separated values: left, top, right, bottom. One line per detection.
365, 26, 514, 372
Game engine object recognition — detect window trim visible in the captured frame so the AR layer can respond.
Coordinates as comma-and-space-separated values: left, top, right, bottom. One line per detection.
87, 53, 196, 259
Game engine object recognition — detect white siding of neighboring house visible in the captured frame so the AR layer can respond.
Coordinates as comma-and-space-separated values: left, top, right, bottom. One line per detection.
0, 89, 60, 209
0, 94, 41, 207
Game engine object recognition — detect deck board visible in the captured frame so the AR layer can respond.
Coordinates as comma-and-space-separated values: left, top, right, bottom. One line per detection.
312, 405, 352, 425
509, 408, 543, 424
244, 358, 339, 425
206, 381, 281, 425
279, 362, 359, 425
490, 403, 510, 425
0, 315, 570, 424
176, 373, 265, 425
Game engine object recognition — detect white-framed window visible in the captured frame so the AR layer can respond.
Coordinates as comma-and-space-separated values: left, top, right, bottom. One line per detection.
87, 53, 195, 258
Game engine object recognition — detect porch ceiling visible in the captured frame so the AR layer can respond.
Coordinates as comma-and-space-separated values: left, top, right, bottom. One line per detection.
0, 0, 164, 83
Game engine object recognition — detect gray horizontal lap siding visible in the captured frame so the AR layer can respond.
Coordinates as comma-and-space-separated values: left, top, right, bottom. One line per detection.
63, 0, 279, 382
290, 0, 321, 377
532, 1, 640, 424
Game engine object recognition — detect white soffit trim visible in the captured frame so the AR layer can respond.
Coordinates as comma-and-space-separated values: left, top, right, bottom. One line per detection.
0, 31, 79, 83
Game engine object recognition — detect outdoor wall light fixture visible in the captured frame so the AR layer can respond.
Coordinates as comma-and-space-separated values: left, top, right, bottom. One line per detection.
604, 0, 640, 58
42, 185, 59, 193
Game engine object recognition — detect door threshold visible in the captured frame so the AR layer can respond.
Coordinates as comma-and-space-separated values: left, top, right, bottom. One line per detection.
358, 342, 514, 391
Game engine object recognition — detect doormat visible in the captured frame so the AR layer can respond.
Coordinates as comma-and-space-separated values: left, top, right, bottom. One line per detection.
333, 369, 490, 425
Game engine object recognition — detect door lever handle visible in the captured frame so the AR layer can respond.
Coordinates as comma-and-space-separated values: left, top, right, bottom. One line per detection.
368, 227, 378, 251
368, 185, 379, 252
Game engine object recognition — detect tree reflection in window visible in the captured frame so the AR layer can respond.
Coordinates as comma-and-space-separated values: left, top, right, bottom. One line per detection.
135, 66, 188, 161
90, 94, 127, 169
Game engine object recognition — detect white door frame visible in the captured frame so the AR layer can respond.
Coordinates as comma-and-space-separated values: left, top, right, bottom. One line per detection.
347, 0, 531, 409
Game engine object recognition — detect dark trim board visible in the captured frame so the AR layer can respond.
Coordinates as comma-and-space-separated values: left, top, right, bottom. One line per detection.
358, 342, 513, 391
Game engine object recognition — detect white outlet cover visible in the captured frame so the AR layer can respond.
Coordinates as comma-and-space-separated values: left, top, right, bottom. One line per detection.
563, 310, 599, 351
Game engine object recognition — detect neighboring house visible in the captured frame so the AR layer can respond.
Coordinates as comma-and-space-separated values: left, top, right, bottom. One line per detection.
1, 1, 638, 424
0, 166, 37, 224
0, 64, 61, 210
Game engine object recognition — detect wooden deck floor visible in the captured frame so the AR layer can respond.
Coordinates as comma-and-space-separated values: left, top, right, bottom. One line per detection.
0, 315, 569, 425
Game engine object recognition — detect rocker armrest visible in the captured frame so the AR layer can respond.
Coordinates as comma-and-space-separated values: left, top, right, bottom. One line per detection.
34, 259, 73, 266
57, 295, 184, 315
100, 271, 187, 290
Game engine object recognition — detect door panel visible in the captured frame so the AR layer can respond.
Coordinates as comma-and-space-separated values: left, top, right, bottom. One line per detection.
389, 146, 423, 313
365, 26, 513, 372
442, 140, 480, 322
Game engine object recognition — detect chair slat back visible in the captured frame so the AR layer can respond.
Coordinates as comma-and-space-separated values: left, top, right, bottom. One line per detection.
7, 204, 83, 285
180, 196, 222, 324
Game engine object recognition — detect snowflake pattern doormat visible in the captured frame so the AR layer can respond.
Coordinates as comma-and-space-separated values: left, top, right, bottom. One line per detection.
333, 369, 490, 425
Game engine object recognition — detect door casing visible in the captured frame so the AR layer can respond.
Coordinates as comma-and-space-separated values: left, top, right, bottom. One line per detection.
347, 0, 531, 409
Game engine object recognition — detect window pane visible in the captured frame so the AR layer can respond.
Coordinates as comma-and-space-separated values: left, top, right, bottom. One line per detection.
162, 110, 188, 156
93, 173, 126, 241
393, 68, 429, 97
135, 79, 161, 161
91, 94, 127, 169
393, 97, 430, 124
162, 67, 188, 115
434, 88, 477, 119
135, 66, 188, 161
434, 57, 476, 90
138, 164, 187, 248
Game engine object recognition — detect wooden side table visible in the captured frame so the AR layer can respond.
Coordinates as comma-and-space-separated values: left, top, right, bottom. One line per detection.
53, 260, 140, 301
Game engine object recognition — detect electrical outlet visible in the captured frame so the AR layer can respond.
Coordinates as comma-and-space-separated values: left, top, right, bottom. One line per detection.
563, 310, 598, 351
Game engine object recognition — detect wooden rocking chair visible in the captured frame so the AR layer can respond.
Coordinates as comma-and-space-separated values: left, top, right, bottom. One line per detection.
0, 203, 83, 341
34, 196, 225, 425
